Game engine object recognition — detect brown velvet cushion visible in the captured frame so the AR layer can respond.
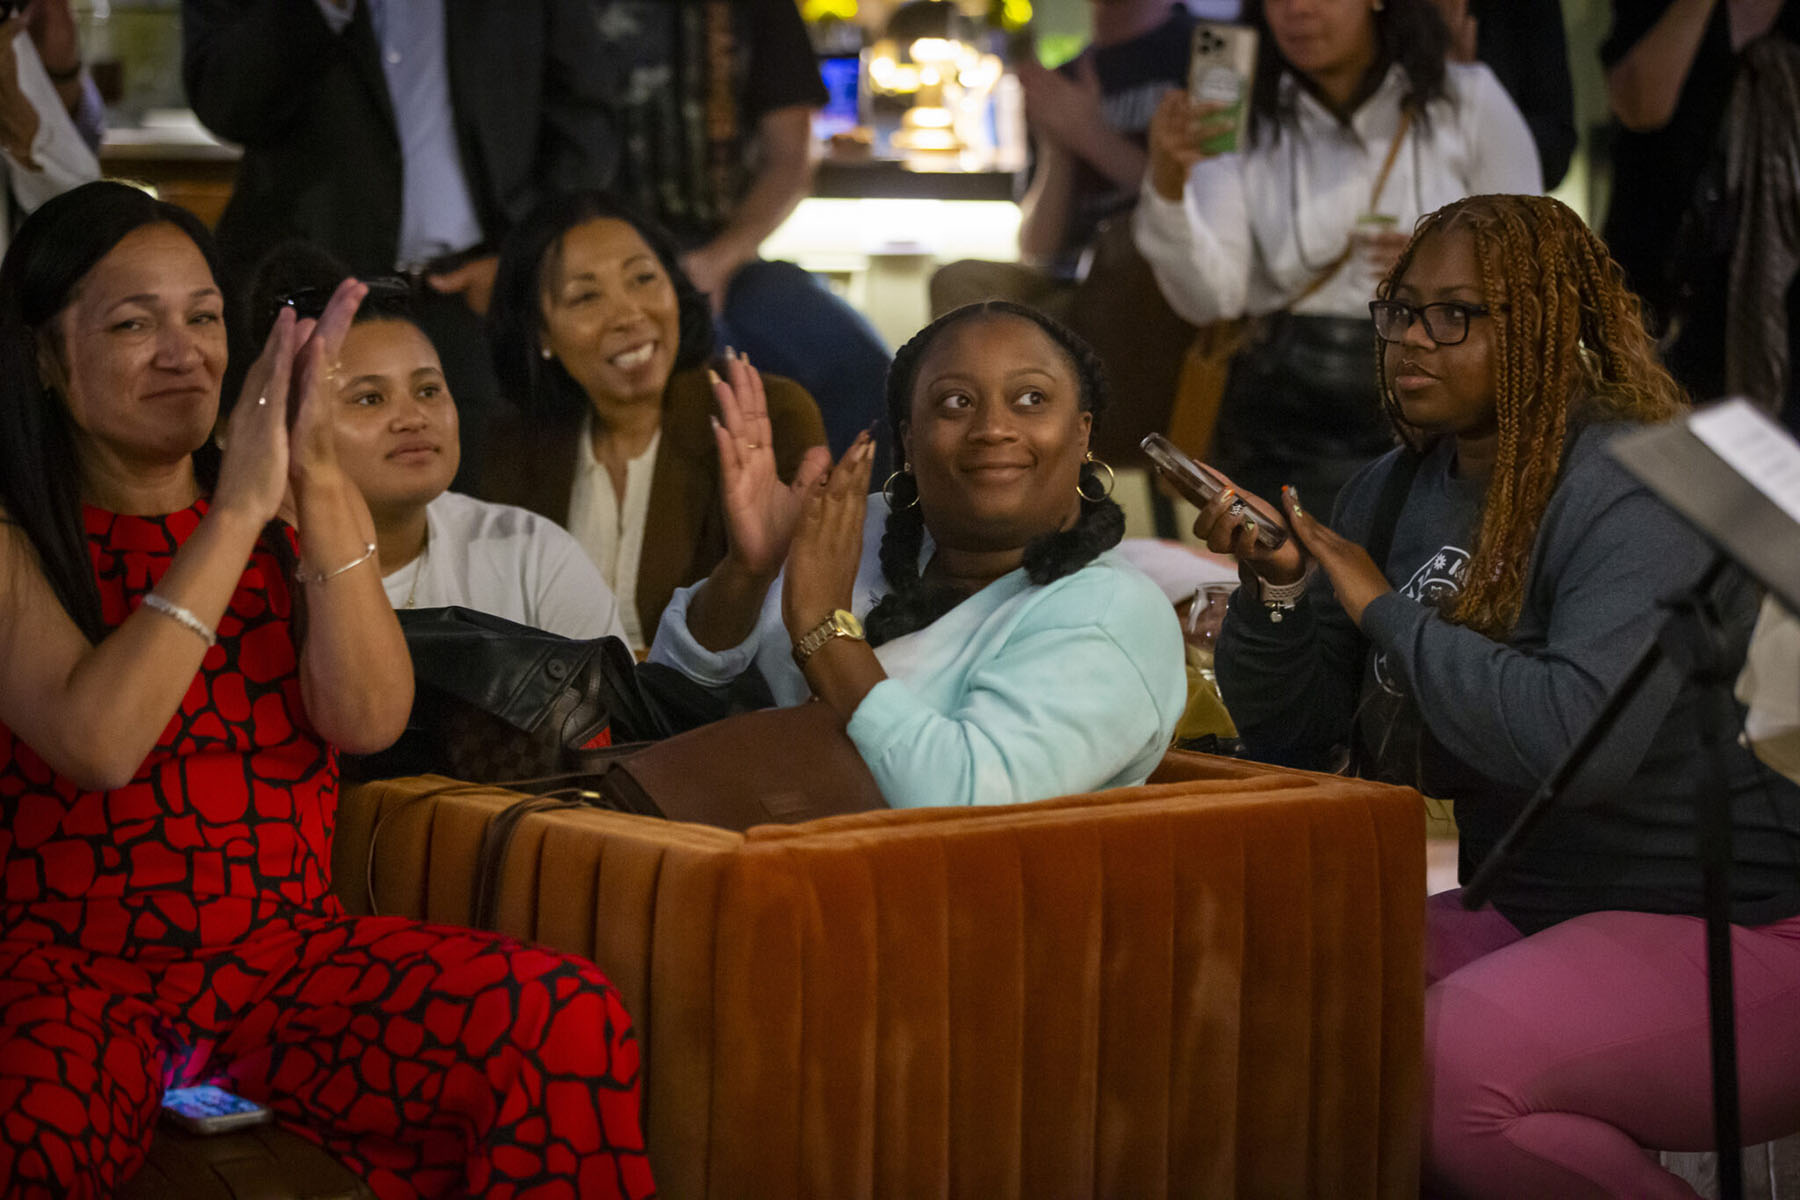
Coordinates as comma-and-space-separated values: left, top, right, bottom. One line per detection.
334, 753, 1425, 1198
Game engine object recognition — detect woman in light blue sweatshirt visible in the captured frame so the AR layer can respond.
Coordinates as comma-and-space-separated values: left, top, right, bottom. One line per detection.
650, 302, 1186, 808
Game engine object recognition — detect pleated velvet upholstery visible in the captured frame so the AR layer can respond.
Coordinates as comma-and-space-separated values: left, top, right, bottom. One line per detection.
333, 754, 1425, 1198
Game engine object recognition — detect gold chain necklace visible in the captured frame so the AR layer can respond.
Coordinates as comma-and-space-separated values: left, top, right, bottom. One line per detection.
402, 527, 430, 609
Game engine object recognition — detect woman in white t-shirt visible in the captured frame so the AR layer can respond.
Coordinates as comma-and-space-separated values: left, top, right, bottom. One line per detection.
1134, 0, 1541, 517
248, 246, 627, 642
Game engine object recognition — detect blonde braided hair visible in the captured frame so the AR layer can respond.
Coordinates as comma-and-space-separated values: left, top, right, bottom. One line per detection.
1374, 194, 1687, 638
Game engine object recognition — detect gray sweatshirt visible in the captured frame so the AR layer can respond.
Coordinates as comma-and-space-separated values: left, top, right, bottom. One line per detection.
1217, 422, 1800, 933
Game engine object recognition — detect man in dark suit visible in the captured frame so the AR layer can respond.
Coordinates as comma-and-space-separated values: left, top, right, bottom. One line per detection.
182, 0, 618, 486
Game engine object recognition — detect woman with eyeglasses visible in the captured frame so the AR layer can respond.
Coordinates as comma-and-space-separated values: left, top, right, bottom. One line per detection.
1196, 193, 1800, 1197
1135, 0, 1540, 517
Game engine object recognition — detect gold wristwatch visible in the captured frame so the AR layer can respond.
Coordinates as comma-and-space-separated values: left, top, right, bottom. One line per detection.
792, 608, 865, 668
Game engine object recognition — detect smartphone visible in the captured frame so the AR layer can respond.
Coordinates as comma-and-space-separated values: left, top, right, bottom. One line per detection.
160, 1086, 274, 1135
1140, 432, 1288, 551
1187, 22, 1258, 156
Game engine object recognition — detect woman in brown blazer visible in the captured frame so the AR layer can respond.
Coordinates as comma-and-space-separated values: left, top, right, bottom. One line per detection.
484, 192, 827, 647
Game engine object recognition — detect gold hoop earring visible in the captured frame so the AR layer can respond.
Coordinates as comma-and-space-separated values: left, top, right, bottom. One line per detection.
882, 468, 919, 511
1077, 452, 1115, 502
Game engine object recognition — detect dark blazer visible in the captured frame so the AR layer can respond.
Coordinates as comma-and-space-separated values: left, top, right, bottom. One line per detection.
479, 367, 828, 637
182, 0, 618, 280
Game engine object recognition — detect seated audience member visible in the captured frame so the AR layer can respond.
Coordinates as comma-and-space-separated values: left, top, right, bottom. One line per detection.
483, 190, 827, 649
929, 0, 1201, 464
248, 245, 627, 641
0, 182, 651, 1198
1199, 193, 1800, 1197
650, 301, 1188, 809
589, 0, 891, 463
1135, 0, 1540, 518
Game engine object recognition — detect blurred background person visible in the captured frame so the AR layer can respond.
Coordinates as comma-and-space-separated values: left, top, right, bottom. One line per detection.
929, 0, 1203, 469
1428, 0, 1577, 189
1135, 0, 1540, 518
588, 0, 891, 467
0, 0, 101, 252
181, 0, 618, 490
483, 191, 826, 651
248, 243, 628, 642
1602, 0, 1798, 423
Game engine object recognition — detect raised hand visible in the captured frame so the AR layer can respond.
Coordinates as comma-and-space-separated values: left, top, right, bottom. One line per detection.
782, 431, 877, 642
1283, 486, 1392, 627
710, 348, 831, 580
1148, 90, 1236, 202
286, 276, 368, 492
212, 306, 303, 527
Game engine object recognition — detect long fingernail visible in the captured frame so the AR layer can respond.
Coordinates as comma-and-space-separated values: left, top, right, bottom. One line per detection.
722, 346, 738, 361
1285, 484, 1303, 516
707, 368, 722, 385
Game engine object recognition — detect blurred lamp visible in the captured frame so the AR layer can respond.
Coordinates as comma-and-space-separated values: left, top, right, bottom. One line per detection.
866, 1, 1001, 155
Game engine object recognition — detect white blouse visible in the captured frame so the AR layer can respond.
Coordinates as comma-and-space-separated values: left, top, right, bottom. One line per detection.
1133, 61, 1542, 325
565, 416, 662, 649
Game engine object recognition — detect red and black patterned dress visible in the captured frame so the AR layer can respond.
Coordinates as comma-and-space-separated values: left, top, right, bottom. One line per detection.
0, 502, 654, 1200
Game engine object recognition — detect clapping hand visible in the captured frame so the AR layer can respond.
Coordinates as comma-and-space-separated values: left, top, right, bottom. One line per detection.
782, 431, 877, 642
287, 276, 367, 492
710, 349, 831, 580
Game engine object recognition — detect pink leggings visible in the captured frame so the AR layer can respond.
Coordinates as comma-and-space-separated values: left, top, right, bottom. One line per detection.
1424, 890, 1800, 1199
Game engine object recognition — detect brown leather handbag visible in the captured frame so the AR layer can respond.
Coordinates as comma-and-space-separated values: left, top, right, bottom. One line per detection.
596, 699, 886, 831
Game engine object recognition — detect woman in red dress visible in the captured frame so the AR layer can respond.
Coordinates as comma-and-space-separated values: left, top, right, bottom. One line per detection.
0, 182, 653, 1200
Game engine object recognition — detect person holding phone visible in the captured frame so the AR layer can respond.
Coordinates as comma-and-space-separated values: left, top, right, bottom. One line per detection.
0, 183, 652, 1198
649, 301, 1187, 809
1197, 193, 1800, 1197
0, 0, 101, 252
1134, 0, 1539, 519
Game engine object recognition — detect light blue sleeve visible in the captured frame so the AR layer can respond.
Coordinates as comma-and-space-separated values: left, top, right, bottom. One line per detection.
846, 570, 1187, 808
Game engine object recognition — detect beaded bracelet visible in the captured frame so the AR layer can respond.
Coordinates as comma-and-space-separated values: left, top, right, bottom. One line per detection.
294, 541, 377, 585
142, 593, 217, 647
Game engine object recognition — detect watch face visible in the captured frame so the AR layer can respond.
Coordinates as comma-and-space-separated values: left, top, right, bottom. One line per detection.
833, 609, 864, 639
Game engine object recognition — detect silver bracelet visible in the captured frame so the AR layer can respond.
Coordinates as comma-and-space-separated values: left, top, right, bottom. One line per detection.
294, 541, 377, 585
1257, 571, 1311, 623
142, 593, 217, 647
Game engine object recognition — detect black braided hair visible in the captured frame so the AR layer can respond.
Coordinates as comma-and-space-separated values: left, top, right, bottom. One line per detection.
862, 301, 1125, 649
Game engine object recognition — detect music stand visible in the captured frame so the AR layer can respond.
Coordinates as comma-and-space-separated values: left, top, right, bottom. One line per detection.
1462, 399, 1800, 1200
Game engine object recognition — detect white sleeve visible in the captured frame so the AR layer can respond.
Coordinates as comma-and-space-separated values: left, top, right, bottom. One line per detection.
1457, 63, 1543, 196
527, 521, 630, 644
4, 37, 99, 217
1131, 153, 1252, 326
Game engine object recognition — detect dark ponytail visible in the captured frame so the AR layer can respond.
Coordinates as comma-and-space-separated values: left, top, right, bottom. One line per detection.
862, 302, 1124, 649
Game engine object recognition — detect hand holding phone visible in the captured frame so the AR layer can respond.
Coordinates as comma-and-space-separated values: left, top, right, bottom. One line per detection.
160, 1085, 274, 1135
1141, 434, 1288, 551
1187, 22, 1258, 156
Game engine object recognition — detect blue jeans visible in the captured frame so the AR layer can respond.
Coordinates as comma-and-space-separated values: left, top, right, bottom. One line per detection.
715, 260, 892, 472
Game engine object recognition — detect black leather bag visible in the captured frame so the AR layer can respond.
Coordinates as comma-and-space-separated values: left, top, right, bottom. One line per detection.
344, 607, 675, 783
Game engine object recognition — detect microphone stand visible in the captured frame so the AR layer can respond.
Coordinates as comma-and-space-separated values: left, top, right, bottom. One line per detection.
1462, 556, 1745, 1200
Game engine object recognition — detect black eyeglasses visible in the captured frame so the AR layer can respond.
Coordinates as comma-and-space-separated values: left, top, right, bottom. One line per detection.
271, 275, 415, 323
1368, 299, 1499, 346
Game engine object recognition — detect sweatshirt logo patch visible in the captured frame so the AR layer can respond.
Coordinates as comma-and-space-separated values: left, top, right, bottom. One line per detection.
1373, 546, 1469, 696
